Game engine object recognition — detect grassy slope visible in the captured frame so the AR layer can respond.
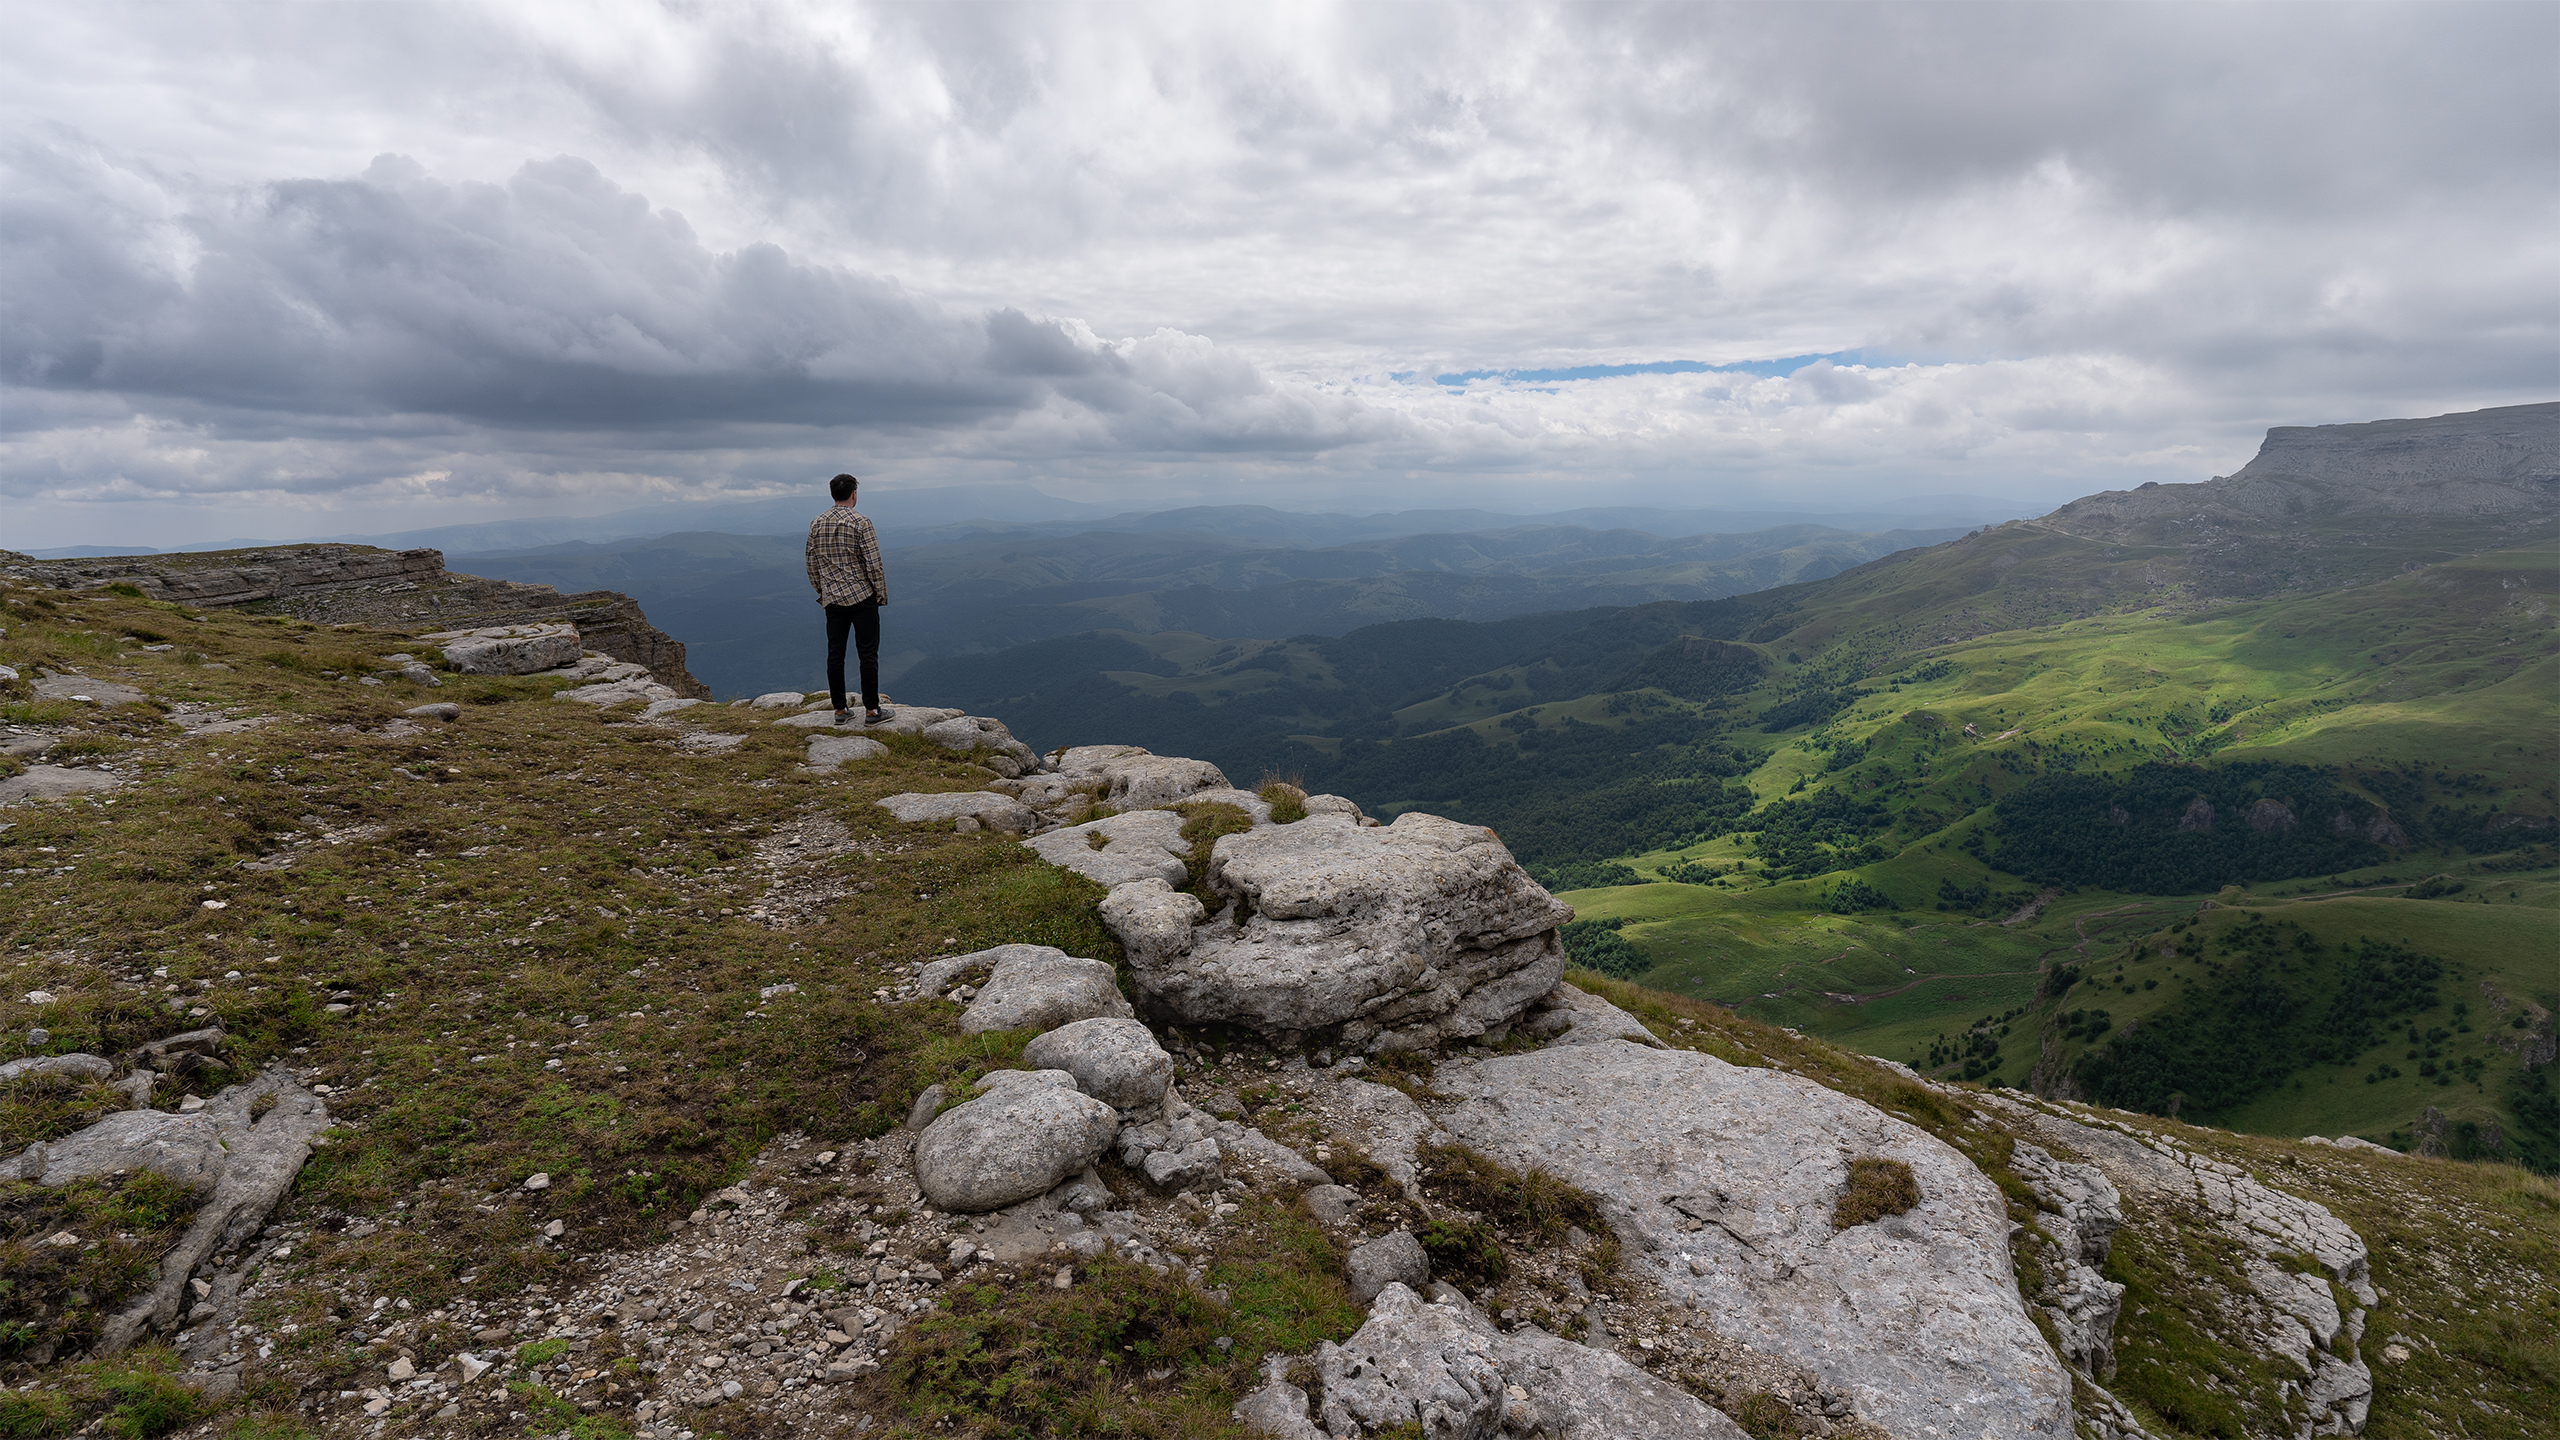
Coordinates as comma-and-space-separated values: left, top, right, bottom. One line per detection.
1480, 540, 2560, 1157
0, 585, 1353, 1438
2, 581, 2550, 1439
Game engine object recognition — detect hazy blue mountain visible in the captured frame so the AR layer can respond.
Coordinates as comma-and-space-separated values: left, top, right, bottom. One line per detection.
450, 517, 1969, 697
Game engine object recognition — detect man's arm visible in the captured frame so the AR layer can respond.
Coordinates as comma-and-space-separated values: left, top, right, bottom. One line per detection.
859, 515, 887, 605
805, 519, 826, 598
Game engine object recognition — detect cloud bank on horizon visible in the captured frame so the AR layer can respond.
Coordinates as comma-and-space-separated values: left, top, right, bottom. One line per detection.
4, 0, 2554, 549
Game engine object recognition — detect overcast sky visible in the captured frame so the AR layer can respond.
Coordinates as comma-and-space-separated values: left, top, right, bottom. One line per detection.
5, 1, 2554, 549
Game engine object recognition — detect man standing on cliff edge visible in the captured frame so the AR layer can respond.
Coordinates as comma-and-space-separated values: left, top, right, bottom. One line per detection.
805, 473, 888, 725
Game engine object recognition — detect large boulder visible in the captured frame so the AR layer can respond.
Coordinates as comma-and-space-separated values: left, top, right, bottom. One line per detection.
1428, 1042, 2073, 1440
1100, 812, 1571, 1049
1243, 1283, 1749, 1439
913, 1076, 1121, 1212
1022, 1018, 1173, 1112
1025, 810, 1193, 888
919, 714, 1042, 776
958, 945, 1136, 1035
423, 623, 582, 676
1053, 745, 1231, 809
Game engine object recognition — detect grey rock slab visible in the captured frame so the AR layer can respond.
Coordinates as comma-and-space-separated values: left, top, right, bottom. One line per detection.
1346, 1229, 1429, 1306
640, 697, 704, 721
1304, 1284, 1746, 1439
2009, 1141, 2122, 1265
958, 945, 1135, 1036
1023, 1018, 1173, 1111
1432, 1041, 2072, 1440
772, 708, 854, 728
425, 623, 582, 676
0, 765, 130, 805
804, 735, 888, 772
1025, 810, 1192, 888
875, 791, 1035, 832
403, 702, 462, 722
31, 674, 149, 705
69, 1072, 331, 1353
1517, 982, 1664, 1049
1053, 745, 1231, 809
1110, 811, 1570, 1047
2006, 1141, 2128, 1378
0, 1108, 227, 1191
748, 691, 809, 709
914, 1083, 1121, 1213
0, 1053, 115, 1083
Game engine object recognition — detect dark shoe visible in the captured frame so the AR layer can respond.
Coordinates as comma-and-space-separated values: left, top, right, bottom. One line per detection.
834, 708, 855, 725
864, 708, 888, 725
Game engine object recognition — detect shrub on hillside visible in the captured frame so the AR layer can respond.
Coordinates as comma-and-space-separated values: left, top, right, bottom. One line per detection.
1559, 918, 1648, 978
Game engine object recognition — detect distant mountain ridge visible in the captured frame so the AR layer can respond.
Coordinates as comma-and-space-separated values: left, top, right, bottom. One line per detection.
447, 515, 1978, 697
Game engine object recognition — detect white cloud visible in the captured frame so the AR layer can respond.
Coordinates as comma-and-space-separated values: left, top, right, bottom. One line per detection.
1, 1, 2552, 548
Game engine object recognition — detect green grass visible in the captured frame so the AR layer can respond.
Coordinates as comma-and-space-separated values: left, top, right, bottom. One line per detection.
5, 568, 2553, 1437
875, 1202, 1361, 1439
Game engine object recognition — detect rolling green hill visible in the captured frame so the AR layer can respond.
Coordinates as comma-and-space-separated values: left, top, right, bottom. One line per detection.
907, 403, 2560, 1164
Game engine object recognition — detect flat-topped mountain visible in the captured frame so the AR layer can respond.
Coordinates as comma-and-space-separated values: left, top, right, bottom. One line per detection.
2041, 401, 2558, 550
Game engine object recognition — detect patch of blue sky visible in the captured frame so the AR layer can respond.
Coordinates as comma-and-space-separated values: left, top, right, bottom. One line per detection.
1430, 350, 1870, 387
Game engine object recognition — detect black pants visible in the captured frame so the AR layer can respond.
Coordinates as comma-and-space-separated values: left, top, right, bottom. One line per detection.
825, 602, 881, 712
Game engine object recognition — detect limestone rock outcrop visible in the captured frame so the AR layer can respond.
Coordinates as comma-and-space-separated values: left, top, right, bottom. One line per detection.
1429, 1041, 2074, 1440
420, 622, 582, 676
1099, 812, 1571, 1050
2, 544, 707, 695
1051, 745, 1233, 809
953, 945, 1135, 1035
1988, 1096, 2376, 1437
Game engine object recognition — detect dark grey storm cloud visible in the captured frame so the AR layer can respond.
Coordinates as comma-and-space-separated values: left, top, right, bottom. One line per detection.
3, 149, 1305, 431
1, 1, 2551, 548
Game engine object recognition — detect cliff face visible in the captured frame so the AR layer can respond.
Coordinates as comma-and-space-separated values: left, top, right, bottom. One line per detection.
2042, 402, 2559, 547
0, 544, 708, 697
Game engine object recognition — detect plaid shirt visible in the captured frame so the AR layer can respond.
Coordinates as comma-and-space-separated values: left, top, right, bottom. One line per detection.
805, 506, 887, 606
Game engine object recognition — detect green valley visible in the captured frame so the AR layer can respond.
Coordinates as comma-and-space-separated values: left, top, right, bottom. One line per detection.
915, 404, 2560, 1165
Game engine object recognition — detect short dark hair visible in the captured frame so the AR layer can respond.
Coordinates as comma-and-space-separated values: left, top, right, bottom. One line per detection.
829, 473, 857, 502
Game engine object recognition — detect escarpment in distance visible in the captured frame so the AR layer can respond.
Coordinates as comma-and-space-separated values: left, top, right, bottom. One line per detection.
0, 544, 707, 696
